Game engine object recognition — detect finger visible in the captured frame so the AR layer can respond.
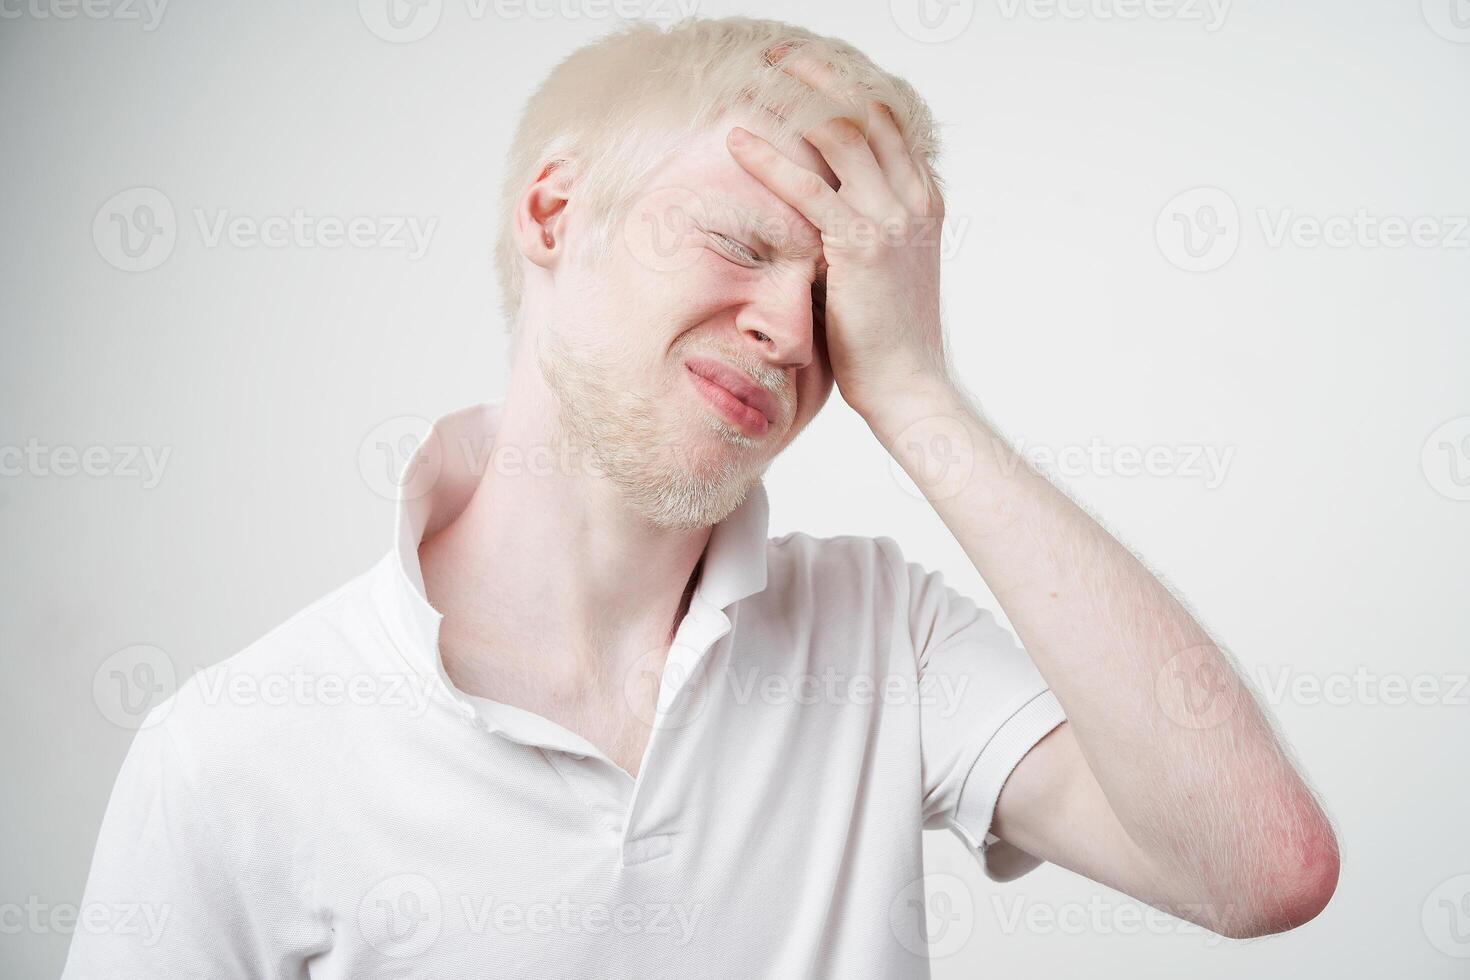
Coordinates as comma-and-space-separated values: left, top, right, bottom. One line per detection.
726, 126, 857, 246
801, 115, 904, 216
771, 53, 910, 212
864, 100, 931, 212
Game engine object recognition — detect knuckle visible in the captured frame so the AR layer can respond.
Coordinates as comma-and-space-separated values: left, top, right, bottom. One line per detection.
832, 118, 866, 146
794, 171, 828, 201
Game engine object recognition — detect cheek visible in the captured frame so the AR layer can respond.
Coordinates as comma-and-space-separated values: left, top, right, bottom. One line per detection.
795, 368, 835, 428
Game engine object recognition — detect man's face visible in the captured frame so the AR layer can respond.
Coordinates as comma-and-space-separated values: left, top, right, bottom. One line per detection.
534, 109, 837, 530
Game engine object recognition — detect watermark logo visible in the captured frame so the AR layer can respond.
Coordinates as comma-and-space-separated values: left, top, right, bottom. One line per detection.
359, 0, 443, 42
1422, 416, 1470, 501
1159, 188, 1470, 271
93, 188, 438, 270
1156, 186, 1240, 272
359, 415, 443, 502
93, 187, 176, 272
92, 644, 177, 729
622, 186, 710, 275
621, 642, 712, 733
887, 414, 976, 501
889, 872, 975, 958
359, 874, 443, 958
1423, 873, 1470, 958
1422, 0, 1470, 43
890, 0, 976, 43
1155, 644, 1242, 729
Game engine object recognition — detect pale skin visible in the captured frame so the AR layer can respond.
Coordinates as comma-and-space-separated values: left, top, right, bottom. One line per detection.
722, 53, 1340, 938
421, 50, 1339, 941
419, 103, 843, 780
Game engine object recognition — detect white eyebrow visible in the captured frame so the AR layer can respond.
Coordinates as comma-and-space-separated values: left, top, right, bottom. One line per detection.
706, 194, 827, 282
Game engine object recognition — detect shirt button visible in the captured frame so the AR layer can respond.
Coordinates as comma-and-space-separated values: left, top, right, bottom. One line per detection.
567, 752, 586, 761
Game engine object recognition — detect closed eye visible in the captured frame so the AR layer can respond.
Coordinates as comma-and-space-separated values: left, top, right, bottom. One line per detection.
707, 231, 761, 265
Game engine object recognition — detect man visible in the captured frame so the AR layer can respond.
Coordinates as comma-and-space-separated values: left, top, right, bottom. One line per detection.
64, 17, 1338, 978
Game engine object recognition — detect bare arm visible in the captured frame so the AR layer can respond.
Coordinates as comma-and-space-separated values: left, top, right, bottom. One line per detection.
869, 383, 1339, 938
723, 47, 1339, 939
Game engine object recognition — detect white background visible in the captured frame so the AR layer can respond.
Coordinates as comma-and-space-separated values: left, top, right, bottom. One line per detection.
2, 1, 1467, 976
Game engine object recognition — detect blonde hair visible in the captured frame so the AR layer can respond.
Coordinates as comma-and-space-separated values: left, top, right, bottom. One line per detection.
494, 15, 944, 328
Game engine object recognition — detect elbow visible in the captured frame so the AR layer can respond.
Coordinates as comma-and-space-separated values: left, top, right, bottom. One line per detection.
1217, 823, 1341, 939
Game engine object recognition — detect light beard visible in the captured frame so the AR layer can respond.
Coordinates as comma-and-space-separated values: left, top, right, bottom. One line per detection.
537, 329, 772, 531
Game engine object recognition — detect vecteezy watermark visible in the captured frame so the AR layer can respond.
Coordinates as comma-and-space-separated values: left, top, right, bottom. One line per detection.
1423, 873, 1470, 958
619, 185, 970, 280
93, 187, 177, 272
356, 874, 703, 957
93, 187, 438, 271
357, 415, 622, 502
359, 874, 443, 958
0, 0, 168, 30
188, 665, 439, 717
886, 413, 976, 502
889, 427, 1236, 502
93, 644, 178, 729
357, 412, 786, 502
724, 665, 972, 717
459, 895, 702, 942
1256, 208, 1470, 251
888, 873, 976, 958
0, 439, 171, 488
620, 641, 714, 734
989, 893, 1229, 946
0, 897, 171, 945
358, 415, 443, 502
1252, 665, 1470, 708
91, 645, 447, 729
1422, 0, 1470, 43
1155, 644, 1244, 730
1155, 187, 1241, 272
1002, 436, 1235, 489
993, 0, 1231, 32
1422, 416, 1470, 502
889, 0, 977, 44
1157, 186, 1470, 272
357, 0, 699, 43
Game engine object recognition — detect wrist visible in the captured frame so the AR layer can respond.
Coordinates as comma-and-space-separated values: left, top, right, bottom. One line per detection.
857, 373, 968, 445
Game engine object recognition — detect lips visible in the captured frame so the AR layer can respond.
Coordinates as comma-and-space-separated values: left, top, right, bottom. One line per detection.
684, 357, 780, 435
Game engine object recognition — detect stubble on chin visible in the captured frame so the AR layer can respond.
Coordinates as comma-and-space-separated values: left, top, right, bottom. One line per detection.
536, 328, 764, 531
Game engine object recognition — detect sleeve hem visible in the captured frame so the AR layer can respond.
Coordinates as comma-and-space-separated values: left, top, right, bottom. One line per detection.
948, 688, 1067, 882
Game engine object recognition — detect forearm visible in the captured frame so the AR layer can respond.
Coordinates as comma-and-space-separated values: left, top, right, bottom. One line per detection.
867, 379, 1336, 924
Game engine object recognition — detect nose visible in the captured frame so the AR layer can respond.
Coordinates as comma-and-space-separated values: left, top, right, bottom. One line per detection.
736, 270, 817, 370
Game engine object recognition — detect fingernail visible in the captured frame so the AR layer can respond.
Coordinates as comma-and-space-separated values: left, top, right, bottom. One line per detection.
729, 127, 751, 145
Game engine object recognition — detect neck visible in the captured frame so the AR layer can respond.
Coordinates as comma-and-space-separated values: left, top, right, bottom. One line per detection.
418, 370, 713, 702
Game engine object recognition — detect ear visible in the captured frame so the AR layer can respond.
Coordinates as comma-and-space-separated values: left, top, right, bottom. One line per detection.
514, 157, 574, 271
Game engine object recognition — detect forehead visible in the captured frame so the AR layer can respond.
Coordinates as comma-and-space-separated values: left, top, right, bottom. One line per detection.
652, 110, 837, 257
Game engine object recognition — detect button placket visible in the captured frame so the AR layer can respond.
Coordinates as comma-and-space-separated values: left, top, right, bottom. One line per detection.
621, 607, 732, 818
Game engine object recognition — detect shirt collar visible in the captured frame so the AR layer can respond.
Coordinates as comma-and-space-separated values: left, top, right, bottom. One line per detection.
373, 400, 771, 685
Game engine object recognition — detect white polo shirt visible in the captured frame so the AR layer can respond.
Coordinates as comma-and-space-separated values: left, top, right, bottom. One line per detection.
63, 401, 1067, 979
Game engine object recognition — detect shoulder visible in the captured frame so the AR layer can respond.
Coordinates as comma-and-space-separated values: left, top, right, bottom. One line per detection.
139, 555, 413, 775
765, 531, 910, 590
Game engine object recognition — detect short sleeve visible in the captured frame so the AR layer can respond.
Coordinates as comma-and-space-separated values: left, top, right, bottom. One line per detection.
878, 537, 1068, 882
60, 707, 271, 979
